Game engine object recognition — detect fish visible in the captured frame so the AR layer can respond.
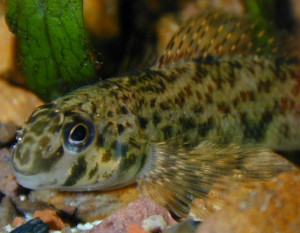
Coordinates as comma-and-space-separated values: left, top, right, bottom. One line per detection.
12, 10, 300, 218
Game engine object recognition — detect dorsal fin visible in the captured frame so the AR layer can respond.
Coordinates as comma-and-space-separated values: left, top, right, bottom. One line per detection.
157, 10, 292, 67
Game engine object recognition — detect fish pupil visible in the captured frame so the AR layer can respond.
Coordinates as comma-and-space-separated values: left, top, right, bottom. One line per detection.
69, 124, 88, 144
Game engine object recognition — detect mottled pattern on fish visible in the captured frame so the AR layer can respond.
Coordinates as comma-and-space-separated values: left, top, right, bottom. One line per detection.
12, 10, 299, 218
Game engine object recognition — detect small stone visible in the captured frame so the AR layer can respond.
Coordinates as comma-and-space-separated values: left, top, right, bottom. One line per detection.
196, 171, 300, 233
0, 123, 17, 146
126, 224, 147, 233
142, 215, 167, 232
33, 209, 65, 230
88, 197, 176, 233
164, 219, 200, 233
0, 79, 43, 127
0, 196, 18, 229
0, 149, 18, 196
30, 185, 139, 222
12, 217, 26, 227
10, 217, 49, 233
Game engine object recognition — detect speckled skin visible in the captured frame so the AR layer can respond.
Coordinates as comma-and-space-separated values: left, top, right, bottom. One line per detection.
12, 11, 300, 194
12, 55, 300, 190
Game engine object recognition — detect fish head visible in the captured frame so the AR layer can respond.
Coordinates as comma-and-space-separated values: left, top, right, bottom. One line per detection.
12, 92, 142, 191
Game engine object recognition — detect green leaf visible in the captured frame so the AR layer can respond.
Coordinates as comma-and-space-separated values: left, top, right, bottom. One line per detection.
6, 0, 97, 101
243, 0, 276, 22
243, 0, 290, 55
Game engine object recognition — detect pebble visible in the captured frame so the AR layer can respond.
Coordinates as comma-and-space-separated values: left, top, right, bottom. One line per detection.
0, 149, 18, 196
88, 197, 176, 233
0, 123, 17, 146
0, 79, 43, 127
196, 171, 300, 233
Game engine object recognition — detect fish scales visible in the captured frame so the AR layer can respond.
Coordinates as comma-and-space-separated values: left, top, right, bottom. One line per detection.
12, 10, 299, 218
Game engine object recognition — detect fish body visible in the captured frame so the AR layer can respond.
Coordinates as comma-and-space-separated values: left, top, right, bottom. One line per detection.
12, 11, 300, 217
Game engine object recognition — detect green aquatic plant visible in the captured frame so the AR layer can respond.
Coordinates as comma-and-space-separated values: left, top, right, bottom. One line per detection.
6, 0, 97, 101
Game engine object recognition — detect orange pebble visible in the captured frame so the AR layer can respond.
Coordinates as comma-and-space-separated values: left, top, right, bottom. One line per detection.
127, 224, 147, 233
12, 217, 25, 227
33, 209, 65, 230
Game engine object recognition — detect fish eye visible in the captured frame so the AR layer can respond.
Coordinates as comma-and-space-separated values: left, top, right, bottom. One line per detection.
69, 123, 89, 145
63, 117, 95, 152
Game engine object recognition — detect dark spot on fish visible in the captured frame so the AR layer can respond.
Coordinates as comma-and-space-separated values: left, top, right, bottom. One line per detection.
120, 152, 137, 170
97, 135, 104, 146
125, 121, 132, 128
184, 86, 192, 96
17, 148, 30, 165
17, 146, 64, 176
175, 96, 184, 107
258, 80, 271, 93
76, 103, 83, 108
157, 79, 166, 91
109, 91, 119, 98
27, 114, 39, 124
48, 111, 59, 119
116, 143, 129, 157
120, 106, 128, 115
193, 105, 204, 113
117, 124, 125, 134
275, 58, 287, 82
130, 78, 137, 86
168, 40, 174, 50
281, 123, 290, 138
137, 116, 148, 129
207, 85, 213, 93
241, 111, 274, 142
90, 102, 97, 113
280, 98, 296, 110
107, 111, 113, 117
128, 138, 140, 148
88, 163, 98, 179
233, 98, 239, 107
22, 136, 34, 145
103, 122, 113, 133
179, 117, 196, 130
100, 81, 112, 89
150, 99, 156, 107
137, 98, 145, 108
205, 93, 213, 104
162, 125, 173, 139
248, 91, 255, 101
195, 91, 202, 101
30, 121, 49, 135
189, 39, 194, 47
178, 40, 184, 50
64, 156, 87, 186
39, 136, 51, 147
102, 152, 112, 163
217, 102, 230, 114
193, 64, 208, 83
159, 102, 170, 111
110, 140, 117, 150
121, 94, 129, 102
102, 171, 113, 179
198, 117, 214, 137
48, 124, 61, 134
152, 113, 161, 126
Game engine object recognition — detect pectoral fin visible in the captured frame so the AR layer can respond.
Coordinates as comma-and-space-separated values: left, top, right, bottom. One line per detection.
137, 140, 297, 219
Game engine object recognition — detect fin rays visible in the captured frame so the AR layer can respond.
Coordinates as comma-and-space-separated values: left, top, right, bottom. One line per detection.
157, 10, 293, 67
137, 140, 297, 219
